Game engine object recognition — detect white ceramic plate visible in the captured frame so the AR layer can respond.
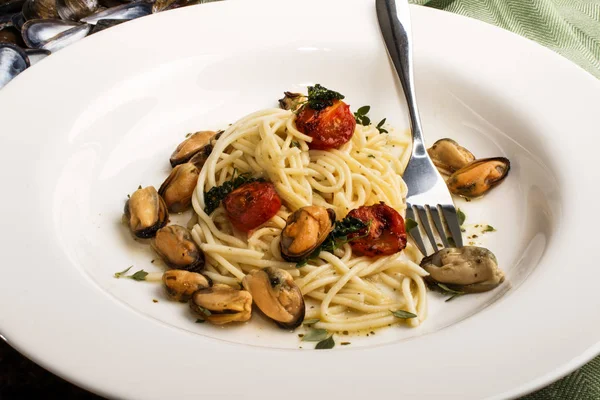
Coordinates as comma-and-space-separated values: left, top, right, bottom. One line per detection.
1, 0, 600, 398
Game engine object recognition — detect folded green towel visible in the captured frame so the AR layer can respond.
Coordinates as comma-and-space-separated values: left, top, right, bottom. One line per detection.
411, 1, 600, 397
411, 0, 600, 79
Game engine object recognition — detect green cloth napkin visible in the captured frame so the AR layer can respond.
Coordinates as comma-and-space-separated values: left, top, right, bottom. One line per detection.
410, 0, 600, 398
410, 0, 600, 78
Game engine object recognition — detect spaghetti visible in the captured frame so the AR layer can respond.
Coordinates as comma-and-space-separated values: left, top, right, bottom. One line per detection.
190, 108, 428, 332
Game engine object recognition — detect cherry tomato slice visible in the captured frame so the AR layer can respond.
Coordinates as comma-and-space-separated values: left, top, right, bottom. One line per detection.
295, 100, 356, 150
347, 203, 407, 257
223, 182, 282, 232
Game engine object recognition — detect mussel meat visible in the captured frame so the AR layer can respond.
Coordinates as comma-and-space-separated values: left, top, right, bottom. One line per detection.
22, 0, 59, 20
446, 157, 510, 198
421, 246, 505, 293
151, 225, 205, 272
280, 206, 335, 262
427, 138, 475, 176
242, 267, 305, 329
158, 162, 199, 213
123, 186, 168, 238
0, 43, 29, 89
190, 284, 252, 325
56, 0, 99, 21
163, 269, 211, 302
278, 91, 306, 112
22, 19, 91, 52
169, 130, 217, 168
80, 2, 151, 24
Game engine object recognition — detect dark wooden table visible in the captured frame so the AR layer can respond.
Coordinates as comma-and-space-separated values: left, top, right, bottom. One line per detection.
0, 340, 103, 399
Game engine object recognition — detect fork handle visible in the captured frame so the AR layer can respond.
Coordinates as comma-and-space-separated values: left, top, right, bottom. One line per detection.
376, 0, 426, 158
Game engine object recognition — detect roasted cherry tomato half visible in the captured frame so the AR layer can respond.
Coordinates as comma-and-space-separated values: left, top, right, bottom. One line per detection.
223, 181, 282, 232
295, 100, 356, 150
347, 202, 407, 257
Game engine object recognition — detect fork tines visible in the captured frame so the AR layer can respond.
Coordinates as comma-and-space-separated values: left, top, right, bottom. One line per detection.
406, 204, 464, 256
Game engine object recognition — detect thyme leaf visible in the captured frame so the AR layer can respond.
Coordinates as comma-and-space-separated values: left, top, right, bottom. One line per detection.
390, 310, 417, 319
204, 169, 265, 214
457, 208, 466, 226
405, 218, 418, 232
302, 329, 329, 342
305, 84, 345, 110
316, 336, 335, 350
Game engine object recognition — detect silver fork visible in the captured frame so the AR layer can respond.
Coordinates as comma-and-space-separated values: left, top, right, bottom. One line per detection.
376, 0, 463, 255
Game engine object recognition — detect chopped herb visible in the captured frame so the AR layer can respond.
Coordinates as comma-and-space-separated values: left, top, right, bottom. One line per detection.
302, 329, 329, 342
484, 225, 496, 232
437, 243, 443, 248
152, 299, 158, 303
341, 342, 351, 346
114, 267, 148, 281
353, 105, 371, 126
114, 266, 133, 278
391, 310, 417, 319
447, 236, 457, 247
315, 336, 335, 350
195, 319, 206, 323
296, 216, 369, 266
131, 270, 148, 281
185, 132, 192, 138
127, 194, 130, 199
342, 330, 349, 335
305, 84, 345, 110
303, 319, 320, 325
376, 118, 388, 134
437, 283, 463, 294
445, 294, 463, 302
460, 228, 466, 232
291, 141, 301, 148
298, 334, 304, 338
195, 306, 212, 317
204, 170, 265, 214
150, 259, 155, 264
457, 208, 466, 226
138, 185, 142, 190
367, 154, 376, 159
435, 283, 465, 302
472, 234, 479, 238
405, 218, 418, 232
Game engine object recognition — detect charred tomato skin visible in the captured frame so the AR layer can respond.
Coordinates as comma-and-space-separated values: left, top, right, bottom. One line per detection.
295, 100, 356, 150
347, 202, 407, 257
223, 181, 282, 232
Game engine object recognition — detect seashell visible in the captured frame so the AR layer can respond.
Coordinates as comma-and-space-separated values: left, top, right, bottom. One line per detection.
56, 0, 99, 21
0, 26, 25, 46
80, 2, 151, 25
0, 42, 29, 89
22, 0, 59, 20
89, 18, 126, 34
24, 47, 50, 64
22, 19, 91, 52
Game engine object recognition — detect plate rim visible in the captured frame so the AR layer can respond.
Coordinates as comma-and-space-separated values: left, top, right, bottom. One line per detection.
1, 1, 599, 399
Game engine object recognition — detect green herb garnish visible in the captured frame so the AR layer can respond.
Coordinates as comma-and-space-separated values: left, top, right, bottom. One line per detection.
296, 216, 370, 267
435, 283, 465, 302
291, 141, 301, 148
303, 319, 320, 325
457, 208, 466, 226
367, 154, 376, 159
354, 105, 371, 125
114, 266, 132, 278
195, 319, 206, 323
306, 84, 345, 110
390, 310, 417, 319
405, 218, 418, 232
376, 118, 388, 133
195, 306, 212, 317
340, 342, 351, 346
302, 329, 329, 342
315, 336, 335, 350
204, 170, 265, 214
483, 225, 496, 232
114, 267, 148, 281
